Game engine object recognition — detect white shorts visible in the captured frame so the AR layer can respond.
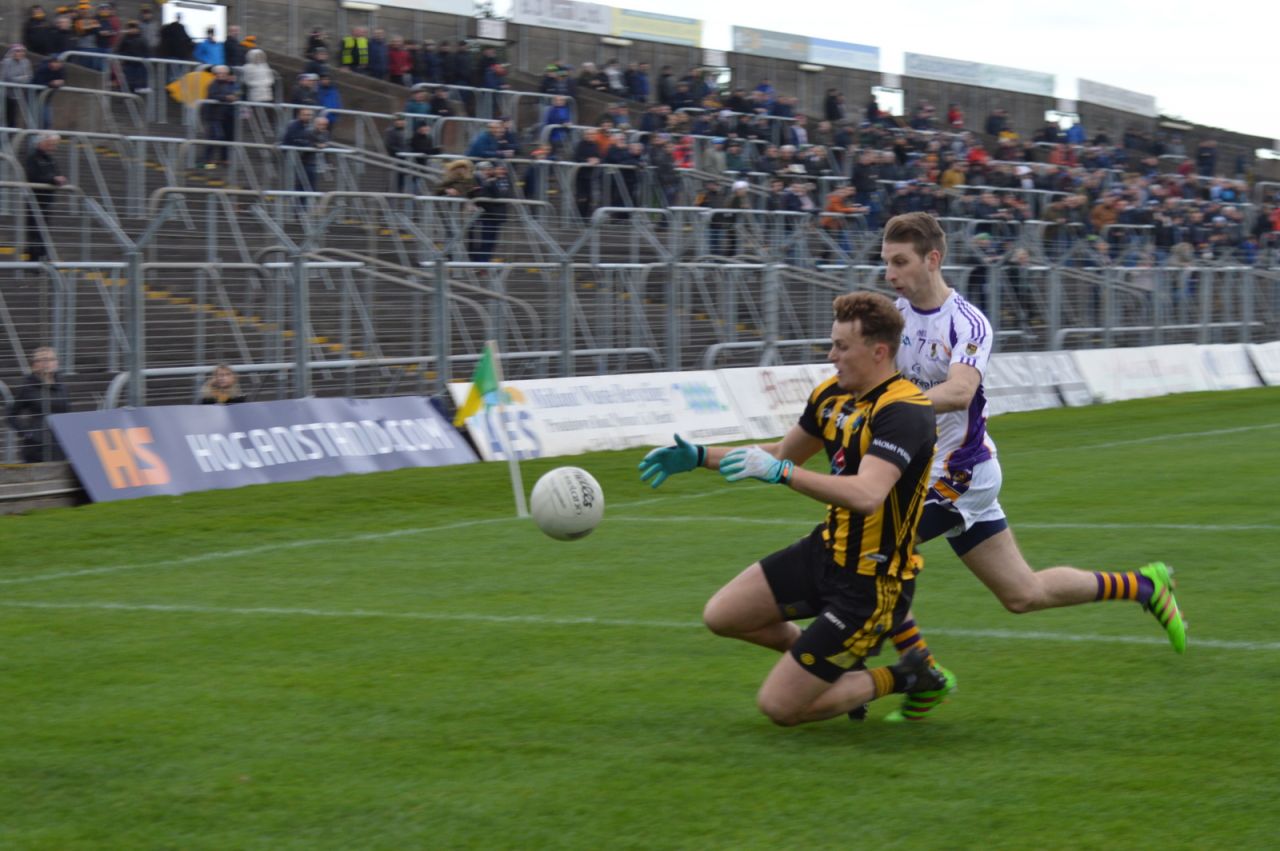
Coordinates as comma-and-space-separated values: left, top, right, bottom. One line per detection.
926, 454, 1006, 538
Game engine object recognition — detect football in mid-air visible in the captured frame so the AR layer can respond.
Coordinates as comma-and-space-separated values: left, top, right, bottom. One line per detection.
530, 466, 604, 541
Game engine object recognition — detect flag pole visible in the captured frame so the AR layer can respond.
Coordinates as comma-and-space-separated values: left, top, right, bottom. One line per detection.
486, 339, 529, 518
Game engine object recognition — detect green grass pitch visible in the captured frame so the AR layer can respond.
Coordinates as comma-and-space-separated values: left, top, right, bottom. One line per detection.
1, 387, 1277, 850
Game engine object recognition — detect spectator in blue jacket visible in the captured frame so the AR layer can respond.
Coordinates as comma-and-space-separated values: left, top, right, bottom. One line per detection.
316, 72, 342, 129
542, 95, 572, 154
466, 120, 502, 160
193, 26, 224, 66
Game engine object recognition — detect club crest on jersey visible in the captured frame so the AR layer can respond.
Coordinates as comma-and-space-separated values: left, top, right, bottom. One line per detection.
965, 342, 979, 356
831, 447, 846, 474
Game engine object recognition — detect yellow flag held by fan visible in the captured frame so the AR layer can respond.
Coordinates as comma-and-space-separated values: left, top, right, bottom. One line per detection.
452, 343, 500, 426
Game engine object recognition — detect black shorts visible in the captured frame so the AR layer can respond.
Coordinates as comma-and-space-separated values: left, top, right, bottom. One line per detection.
760, 526, 915, 683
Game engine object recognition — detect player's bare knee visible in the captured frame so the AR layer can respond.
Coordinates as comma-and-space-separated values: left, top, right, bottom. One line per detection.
756, 693, 803, 727
702, 599, 738, 637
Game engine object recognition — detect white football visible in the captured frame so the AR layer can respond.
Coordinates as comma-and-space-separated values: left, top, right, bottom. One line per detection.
530, 466, 605, 541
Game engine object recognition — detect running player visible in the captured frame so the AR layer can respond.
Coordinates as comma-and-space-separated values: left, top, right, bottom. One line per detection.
879, 212, 1187, 722
638, 291, 947, 726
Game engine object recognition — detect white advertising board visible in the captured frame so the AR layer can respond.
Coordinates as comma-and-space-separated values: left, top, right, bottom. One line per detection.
162, 1, 227, 43
1071, 345, 1213, 402
715, 365, 826, 441
449, 371, 745, 461
1078, 78, 1158, 118
510, 0, 612, 36
1247, 341, 1280, 386
984, 354, 1065, 416
1198, 344, 1262, 390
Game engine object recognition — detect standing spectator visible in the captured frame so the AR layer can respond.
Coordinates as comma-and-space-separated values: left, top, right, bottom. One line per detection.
113, 20, 150, 94
158, 13, 194, 80
573, 128, 601, 216
657, 65, 675, 106
23, 7, 52, 56
415, 39, 443, 85
223, 24, 245, 67
137, 5, 159, 55
303, 46, 331, 78
340, 26, 369, 74
468, 161, 513, 262
466, 120, 502, 160
288, 72, 319, 107
436, 158, 474, 197
521, 145, 551, 200
46, 14, 76, 57
388, 35, 412, 86
627, 62, 650, 102
409, 122, 439, 162
199, 364, 246, 404
984, 107, 1008, 137
648, 133, 679, 206
542, 94, 572, 156
946, 102, 964, 129
305, 27, 327, 61
193, 26, 223, 67
7, 346, 69, 462
427, 86, 453, 117
695, 178, 728, 254
602, 58, 626, 98
281, 108, 318, 192
451, 41, 473, 113
821, 183, 862, 258
823, 88, 845, 123
22, 132, 66, 262
367, 27, 388, 80
2, 45, 33, 127
241, 48, 274, 103
31, 54, 64, 127
476, 45, 499, 87
201, 65, 237, 169
316, 72, 342, 129
1195, 139, 1217, 177
702, 137, 727, 175
402, 87, 430, 130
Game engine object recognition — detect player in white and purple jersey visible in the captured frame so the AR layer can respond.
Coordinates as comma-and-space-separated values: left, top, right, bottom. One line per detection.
875, 212, 1187, 723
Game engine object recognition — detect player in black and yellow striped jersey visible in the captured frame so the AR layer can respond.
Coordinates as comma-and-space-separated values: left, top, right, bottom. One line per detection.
639, 291, 947, 727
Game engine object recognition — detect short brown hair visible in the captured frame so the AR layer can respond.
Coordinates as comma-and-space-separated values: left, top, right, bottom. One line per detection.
883, 211, 947, 263
831, 290, 904, 356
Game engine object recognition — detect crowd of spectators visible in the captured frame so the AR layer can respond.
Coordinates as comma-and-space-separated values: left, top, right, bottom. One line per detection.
6, 4, 1276, 268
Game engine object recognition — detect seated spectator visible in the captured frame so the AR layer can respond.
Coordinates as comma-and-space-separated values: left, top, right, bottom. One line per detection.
6, 346, 69, 462
242, 48, 274, 103
200, 363, 246, 404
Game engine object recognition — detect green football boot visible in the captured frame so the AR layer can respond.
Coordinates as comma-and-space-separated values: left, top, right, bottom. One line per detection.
884, 648, 956, 723
1140, 561, 1187, 654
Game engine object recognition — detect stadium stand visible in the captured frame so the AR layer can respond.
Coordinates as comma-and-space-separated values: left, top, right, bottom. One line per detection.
0, 2, 1276, 469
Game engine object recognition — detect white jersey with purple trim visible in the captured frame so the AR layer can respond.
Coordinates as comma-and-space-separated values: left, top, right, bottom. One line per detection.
894, 290, 997, 479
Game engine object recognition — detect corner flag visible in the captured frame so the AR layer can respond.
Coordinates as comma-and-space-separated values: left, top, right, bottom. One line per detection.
452, 344, 499, 426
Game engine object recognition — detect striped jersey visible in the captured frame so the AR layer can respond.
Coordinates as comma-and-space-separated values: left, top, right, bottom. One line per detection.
798, 372, 936, 579
895, 291, 996, 476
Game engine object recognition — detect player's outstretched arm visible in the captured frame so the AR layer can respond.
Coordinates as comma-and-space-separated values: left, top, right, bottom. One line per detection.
638, 427, 821, 489
720, 449, 902, 515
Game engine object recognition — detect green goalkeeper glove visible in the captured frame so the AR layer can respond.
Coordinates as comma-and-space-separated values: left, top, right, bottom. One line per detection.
638, 434, 706, 489
719, 446, 795, 485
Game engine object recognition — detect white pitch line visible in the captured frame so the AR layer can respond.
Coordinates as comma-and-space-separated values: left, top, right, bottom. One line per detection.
0, 487, 735, 587
1, 599, 1275, 652
1005, 422, 1280, 456
608, 515, 1279, 533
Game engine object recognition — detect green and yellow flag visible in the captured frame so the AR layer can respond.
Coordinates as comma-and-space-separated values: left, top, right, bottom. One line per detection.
452, 345, 500, 426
